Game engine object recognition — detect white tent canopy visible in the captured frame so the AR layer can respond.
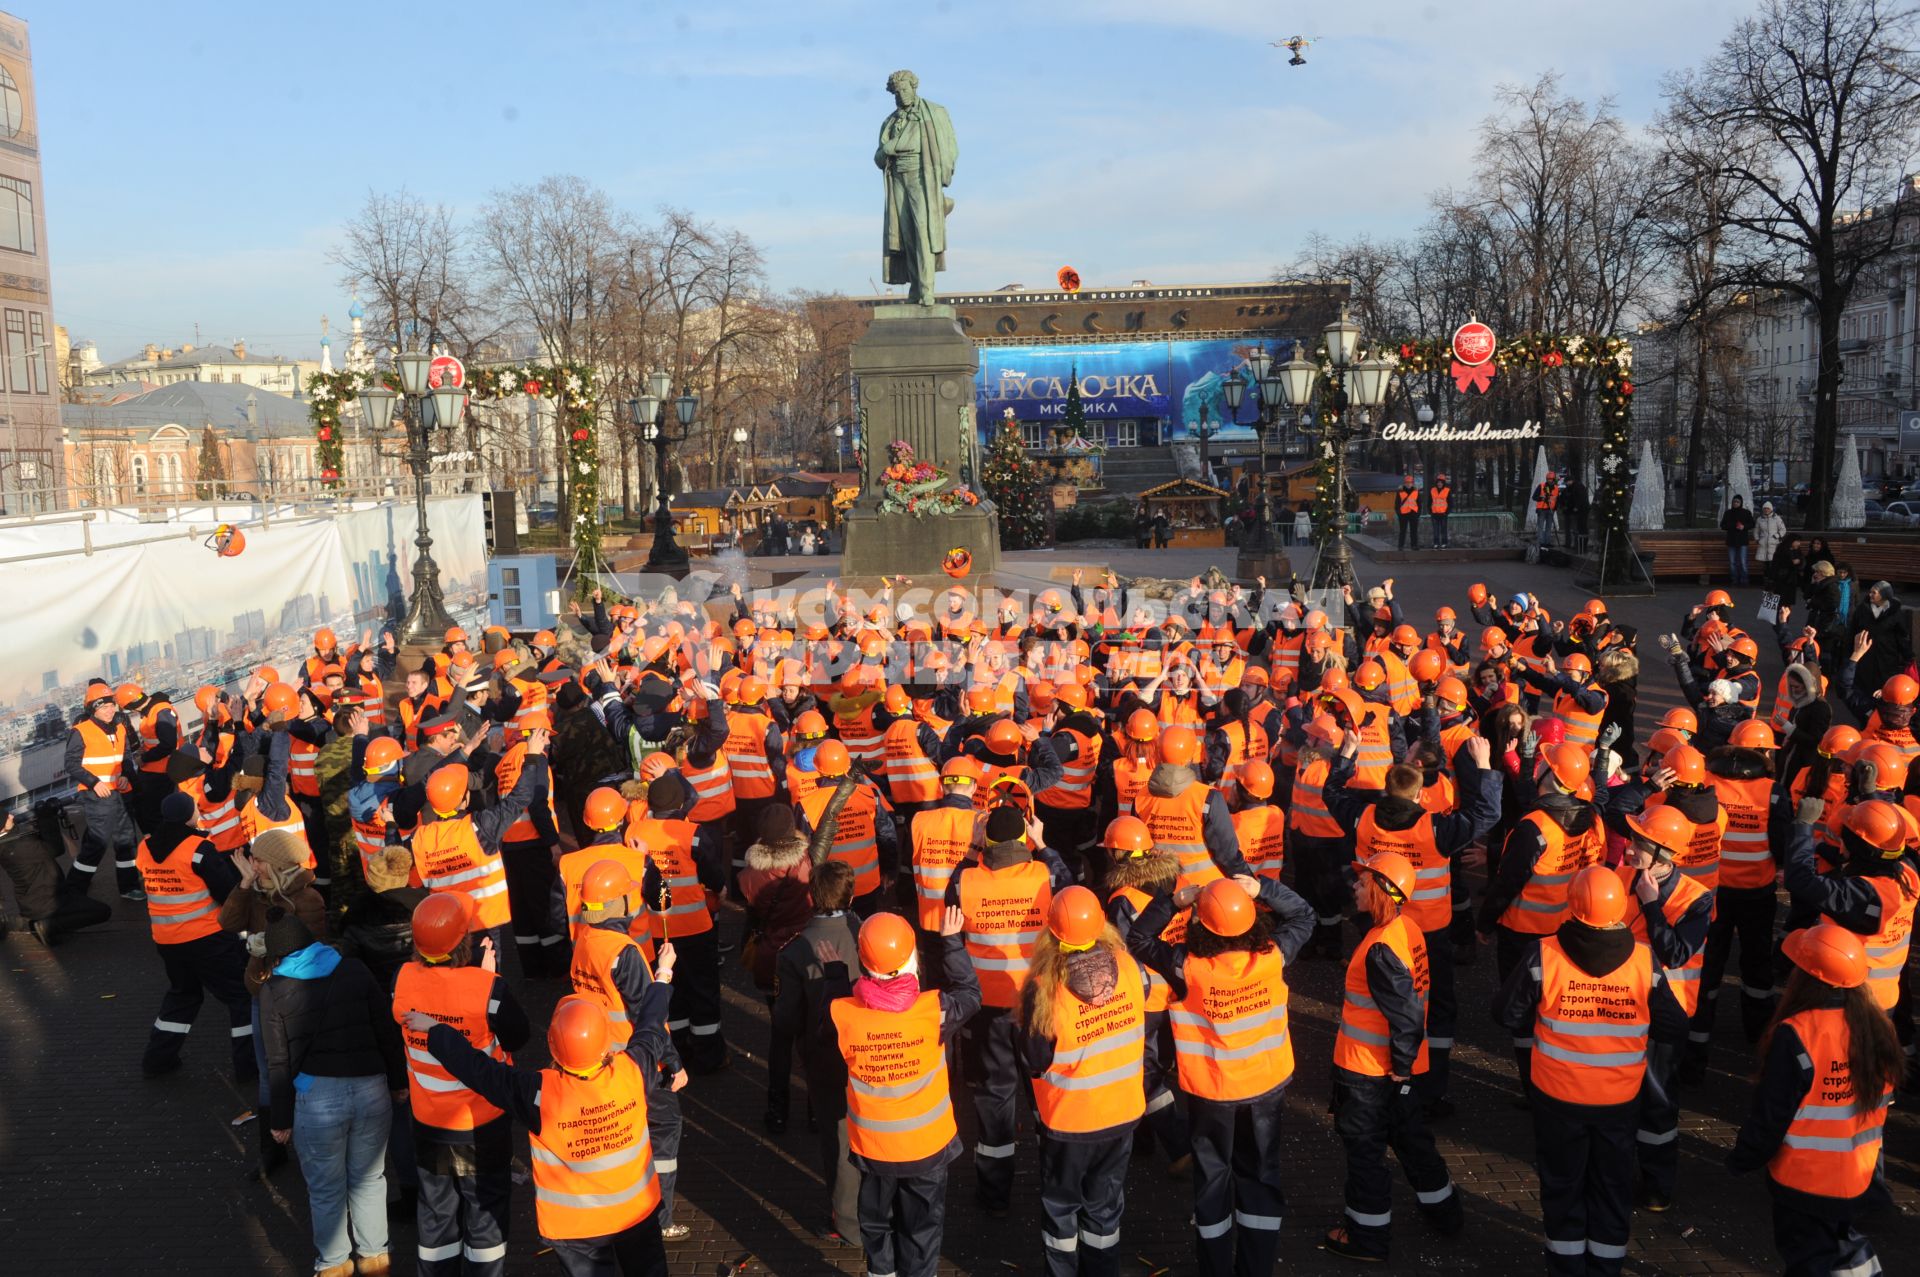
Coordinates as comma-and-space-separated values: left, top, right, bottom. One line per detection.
1721, 442, 1754, 515
1629, 440, 1664, 531
1832, 441, 1867, 529
1523, 446, 1549, 531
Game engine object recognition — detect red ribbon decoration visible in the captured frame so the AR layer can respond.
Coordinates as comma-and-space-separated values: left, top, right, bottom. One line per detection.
1451, 358, 1497, 394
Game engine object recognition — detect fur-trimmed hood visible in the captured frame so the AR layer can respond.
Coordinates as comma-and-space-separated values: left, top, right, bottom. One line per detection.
1104, 849, 1178, 896
746, 833, 809, 873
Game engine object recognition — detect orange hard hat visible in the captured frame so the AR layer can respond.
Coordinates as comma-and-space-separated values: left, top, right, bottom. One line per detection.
1102, 814, 1153, 855
638, 751, 675, 782
1880, 674, 1920, 707
1196, 879, 1255, 937
426, 764, 470, 817
492, 649, 522, 673
548, 996, 613, 1074
1569, 865, 1626, 926
1730, 636, 1760, 662
113, 682, 145, 708
1409, 650, 1445, 683
1660, 707, 1698, 735
581, 859, 634, 908
967, 687, 998, 715
1361, 850, 1417, 904
858, 633, 887, 660
1242, 666, 1270, 687
1435, 676, 1469, 709
1305, 717, 1345, 750
1562, 653, 1592, 677
261, 682, 299, 716
1584, 598, 1608, 617
533, 629, 557, 648
1048, 885, 1106, 949
1319, 667, 1349, 693
940, 755, 985, 785
444, 626, 468, 645
411, 891, 474, 962
363, 737, 404, 775
1542, 743, 1591, 792
1303, 609, 1329, 631
1435, 606, 1457, 623
735, 676, 768, 706
1703, 590, 1732, 609
1239, 760, 1275, 800
1645, 728, 1686, 760
254, 664, 282, 684
1854, 742, 1911, 792
313, 627, 337, 652
1818, 724, 1863, 758
1027, 680, 1058, 713
1125, 709, 1160, 743
1056, 683, 1090, 711
734, 617, 757, 638
858, 912, 917, 975
1626, 803, 1692, 858
884, 685, 912, 715
1353, 662, 1387, 692
1468, 582, 1490, 606
985, 719, 1025, 755
1783, 922, 1869, 988
1158, 726, 1199, 766
1391, 624, 1420, 648
1847, 798, 1909, 852
193, 684, 221, 716
583, 786, 628, 832
793, 710, 829, 738
1729, 719, 1776, 750
1665, 744, 1706, 786
814, 739, 852, 778
1373, 606, 1394, 626
1480, 627, 1509, 653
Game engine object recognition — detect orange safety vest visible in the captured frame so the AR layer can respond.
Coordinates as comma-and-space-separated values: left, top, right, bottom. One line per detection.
832, 989, 957, 1164
180, 773, 245, 853
349, 795, 395, 880
1419, 772, 1458, 816
1289, 756, 1344, 840
798, 782, 882, 898
1531, 934, 1653, 1107
1645, 794, 1728, 892
1111, 756, 1152, 817
910, 805, 975, 931
1375, 650, 1420, 719
1170, 948, 1294, 1101
678, 750, 737, 824
1553, 687, 1606, 750
240, 796, 313, 867
555, 845, 657, 957
629, 816, 712, 939
137, 700, 176, 775
786, 760, 824, 805
1356, 808, 1450, 933
878, 718, 941, 806
1156, 692, 1204, 740
1349, 704, 1394, 789
1770, 670, 1828, 735
1861, 716, 1920, 763
288, 735, 320, 799
508, 676, 549, 733
1429, 485, 1450, 515
1108, 884, 1186, 1012
1712, 774, 1775, 891
1233, 806, 1286, 880
74, 719, 129, 790
1790, 767, 1849, 853
1332, 915, 1430, 1077
398, 695, 444, 751
1766, 1006, 1894, 1198
355, 675, 388, 731
1135, 781, 1219, 890
1534, 483, 1559, 511
392, 963, 508, 1131
1032, 953, 1148, 1134
1034, 728, 1099, 810
972, 760, 1027, 813
495, 742, 558, 845
1617, 867, 1710, 1017
833, 701, 885, 767
724, 708, 777, 800
1855, 865, 1920, 1010
1499, 810, 1603, 935
1269, 633, 1305, 684
1213, 720, 1272, 805
1397, 487, 1419, 516
411, 816, 512, 929
134, 837, 222, 944
957, 859, 1052, 1009
530, 1054, 661, 1240
571, 925, 646, 1046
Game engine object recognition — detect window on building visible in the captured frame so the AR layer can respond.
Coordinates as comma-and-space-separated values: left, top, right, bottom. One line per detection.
0, 176, 34, 254
27, 312, 46, 393
130, 453, 148, 495
0, 67, 21, 138
5, 309, 25, 393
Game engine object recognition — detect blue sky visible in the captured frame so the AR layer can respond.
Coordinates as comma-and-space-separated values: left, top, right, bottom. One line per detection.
25, 0, 1754, 364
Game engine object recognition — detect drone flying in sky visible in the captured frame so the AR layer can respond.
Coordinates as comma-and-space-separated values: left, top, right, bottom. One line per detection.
1271, 35, 1315, 66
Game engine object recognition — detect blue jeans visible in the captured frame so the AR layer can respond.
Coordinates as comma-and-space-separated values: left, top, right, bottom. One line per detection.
1729, 544, 1749, 584
294, 1073, 393, 1269
1536, 510, 1555, 548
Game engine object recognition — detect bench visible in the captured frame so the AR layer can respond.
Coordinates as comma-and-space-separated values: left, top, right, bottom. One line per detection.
1817, 534, 1920, 586
1630, 532, 1743, 583
1633, 530, 1920, 587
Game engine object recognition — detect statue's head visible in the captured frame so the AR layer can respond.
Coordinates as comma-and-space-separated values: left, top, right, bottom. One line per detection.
886, 70, 918, 108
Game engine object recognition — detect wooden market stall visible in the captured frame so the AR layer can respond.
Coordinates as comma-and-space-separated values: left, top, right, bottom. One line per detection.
1138, 477, 1228, 548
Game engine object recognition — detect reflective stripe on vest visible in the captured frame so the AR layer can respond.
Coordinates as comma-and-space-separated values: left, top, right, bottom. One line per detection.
1170, 948, 1293, 1101
832, 990, 957, 1163
1499, 811, 1603, 935
529, 1054, 660, 1240
1768, 1006, 1893, 1198
911, 806, 975, 931
1357, 809, 1451, 933
1135, 781, 1219, 891
1034, 956, 1147, 1134
958, 860, 1052, 1008
135, 839, 222, 944
1530, 935, 1652, 1106
1332, 917, 1430, 1077
393, 963, 506, 1131
413, 818, 512, 929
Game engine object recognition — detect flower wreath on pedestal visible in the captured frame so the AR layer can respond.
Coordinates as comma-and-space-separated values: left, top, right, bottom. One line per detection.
306, 360, 604, 587
877, 439, 981, 517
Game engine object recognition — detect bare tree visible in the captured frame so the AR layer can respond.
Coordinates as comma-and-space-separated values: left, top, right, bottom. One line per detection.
329, 188, 492, 356
1665, 0, 1920, 528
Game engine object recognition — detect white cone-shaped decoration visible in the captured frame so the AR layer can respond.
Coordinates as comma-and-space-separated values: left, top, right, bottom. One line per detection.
1523, 445, 1549, 531
1629, 440, 1665, 530
1832, 439, 1867, 529
1722, 442, 1754, 515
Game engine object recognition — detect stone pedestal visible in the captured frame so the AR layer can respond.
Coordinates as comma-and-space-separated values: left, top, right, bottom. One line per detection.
842, 305, 1000, 579
1234, 545, 1294, 587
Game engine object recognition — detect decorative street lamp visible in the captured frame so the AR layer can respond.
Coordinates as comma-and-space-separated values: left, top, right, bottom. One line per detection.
629, 370, 699, 572
732, 425, 750, 486
358, 341, 464, 643
833, 422, 848, 471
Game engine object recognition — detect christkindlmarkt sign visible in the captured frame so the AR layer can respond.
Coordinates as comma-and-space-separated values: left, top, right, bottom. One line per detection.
1381, 419, 1544, 442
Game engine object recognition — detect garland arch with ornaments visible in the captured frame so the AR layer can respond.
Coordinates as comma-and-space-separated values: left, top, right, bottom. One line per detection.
1322, 330, 1635, 582
306, 361, 607, 585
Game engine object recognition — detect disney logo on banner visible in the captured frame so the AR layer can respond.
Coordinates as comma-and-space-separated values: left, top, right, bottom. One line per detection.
1381, 419, 1543, 443
1450, 321, 1497, 393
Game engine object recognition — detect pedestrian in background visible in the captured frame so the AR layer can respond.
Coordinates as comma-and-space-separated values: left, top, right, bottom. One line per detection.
1720, 495, 1756, 585
1752, 501, 1786, 583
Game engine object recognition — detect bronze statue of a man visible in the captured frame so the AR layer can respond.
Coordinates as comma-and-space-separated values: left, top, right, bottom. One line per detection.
876, 70, 956, 306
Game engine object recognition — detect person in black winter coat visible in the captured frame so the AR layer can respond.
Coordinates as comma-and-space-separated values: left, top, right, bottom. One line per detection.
1661, 640, 1751, 751
1845, 581, 1911, 695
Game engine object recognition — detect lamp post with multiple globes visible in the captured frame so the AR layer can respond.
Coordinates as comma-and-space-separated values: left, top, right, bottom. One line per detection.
356, 345, 467, 642
629, 370, 700, 573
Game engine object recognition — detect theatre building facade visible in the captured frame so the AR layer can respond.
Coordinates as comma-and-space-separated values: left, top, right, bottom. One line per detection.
856, 279, 1349, 450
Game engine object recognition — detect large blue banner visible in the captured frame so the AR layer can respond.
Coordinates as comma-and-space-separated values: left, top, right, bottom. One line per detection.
976, 338, 1288, 441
